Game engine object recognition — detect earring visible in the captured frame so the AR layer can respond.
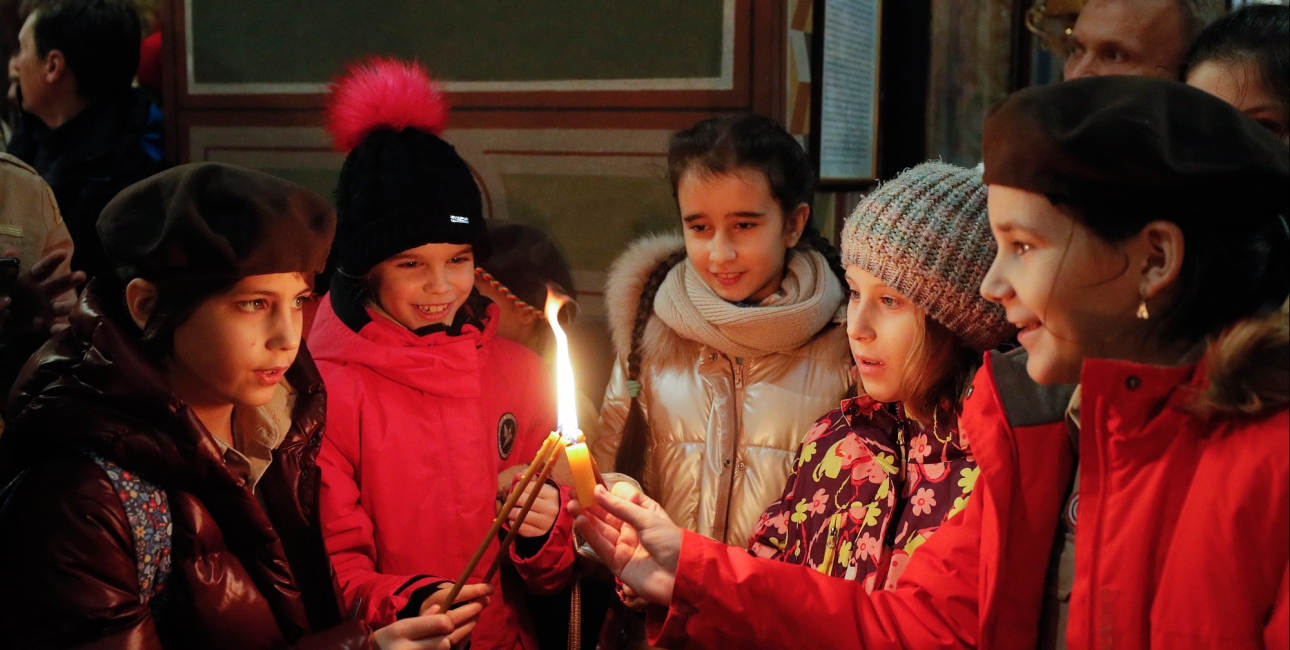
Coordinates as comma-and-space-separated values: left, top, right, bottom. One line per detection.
1136, 299, 1150, 320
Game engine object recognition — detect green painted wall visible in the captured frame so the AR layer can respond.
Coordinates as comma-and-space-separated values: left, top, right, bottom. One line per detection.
502, 173, 677, 271
191, 0, 725, 84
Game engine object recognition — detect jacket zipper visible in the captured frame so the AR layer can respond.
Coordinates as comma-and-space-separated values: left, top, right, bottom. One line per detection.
716, 356, 745, 542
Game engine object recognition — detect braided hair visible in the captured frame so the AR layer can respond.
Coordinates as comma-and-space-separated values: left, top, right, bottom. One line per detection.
614, 114, 846, 490
613, 248, 689, 491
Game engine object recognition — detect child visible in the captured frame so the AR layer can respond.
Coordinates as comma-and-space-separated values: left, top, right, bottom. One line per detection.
474, 221, 577, 354
1182, 3, 1288, 143
311, 59, 574, 650
570, 76, 1289, 650
475, 220, 619, 650
0, 163, 483, 648
748, 162, 1013, 592
596, 114, 853, 551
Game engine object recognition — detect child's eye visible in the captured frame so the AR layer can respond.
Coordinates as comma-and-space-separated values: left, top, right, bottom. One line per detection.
238, 299, 267, 312
1012, 241, 1032, 256
293, 295, 313, 310
449, 256, 473, 265
880, 296, 900, 308
688, 224, 709, 233
398, 261, 420, 269
848, 289, 860, 301
734, 222, 757, 230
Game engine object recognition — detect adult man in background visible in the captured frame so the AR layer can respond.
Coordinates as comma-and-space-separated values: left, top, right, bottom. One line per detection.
1063, 0, 1222, 79
7, 0, 164, 279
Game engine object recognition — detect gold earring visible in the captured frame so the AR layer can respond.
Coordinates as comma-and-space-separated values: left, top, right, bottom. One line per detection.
1136, 299, 1150, 320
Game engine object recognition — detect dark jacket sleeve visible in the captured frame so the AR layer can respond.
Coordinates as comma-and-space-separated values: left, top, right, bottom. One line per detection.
0, 455, 164, 650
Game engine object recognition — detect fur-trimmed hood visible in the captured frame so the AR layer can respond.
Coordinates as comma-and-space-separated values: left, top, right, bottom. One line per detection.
603, 233, 847, 366
1195, 300, 1289, 416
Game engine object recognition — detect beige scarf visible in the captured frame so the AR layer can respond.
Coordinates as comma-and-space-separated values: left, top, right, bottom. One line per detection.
653, 249, 844, 359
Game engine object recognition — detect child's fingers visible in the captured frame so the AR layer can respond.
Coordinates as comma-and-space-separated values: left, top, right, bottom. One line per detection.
445, 618, 479, 647
594, 484, 657, 534
392, 612, 456, 640
446, 601, 484, 626
452, 583, 493, 605
573, 513, 622, 563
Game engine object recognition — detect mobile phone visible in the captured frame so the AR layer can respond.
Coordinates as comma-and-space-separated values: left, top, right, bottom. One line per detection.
0, 257, 20, 297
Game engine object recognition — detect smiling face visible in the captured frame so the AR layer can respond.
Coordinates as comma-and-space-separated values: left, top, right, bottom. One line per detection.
1187, 59, 1289, 144
368, 242, 476, 330
166, 273, 311, 411
677, 167, 809, 303
1063, 0, 1188, 80
980, 186, 1157, 385
845, 266, 927, 404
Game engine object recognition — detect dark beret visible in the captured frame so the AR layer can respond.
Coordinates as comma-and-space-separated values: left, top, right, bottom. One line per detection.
98, 163, 337, 282
478, 221, 577, 308
983, 76, 1289, 223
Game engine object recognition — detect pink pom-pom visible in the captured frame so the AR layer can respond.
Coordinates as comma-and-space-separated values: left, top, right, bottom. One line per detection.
325, 57, 449, 153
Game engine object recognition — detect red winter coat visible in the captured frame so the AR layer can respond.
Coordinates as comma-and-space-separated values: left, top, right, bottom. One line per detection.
647, 340, 1289, 649
311, 295, 576, 650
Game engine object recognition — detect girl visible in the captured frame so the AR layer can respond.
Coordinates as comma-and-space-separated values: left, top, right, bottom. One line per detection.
571, 76, 1288, 650
1182, 3, 1288, 143
311, 59, 574, 650
748, 162, 1013, 592
595, 114, 852, 551
0, 163, 483, 648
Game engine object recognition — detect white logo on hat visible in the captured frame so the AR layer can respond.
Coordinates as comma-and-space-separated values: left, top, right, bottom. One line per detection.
450, 215, 470, 224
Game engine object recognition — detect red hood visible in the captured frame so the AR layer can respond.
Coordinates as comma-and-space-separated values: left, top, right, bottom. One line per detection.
308, 294, 499, 398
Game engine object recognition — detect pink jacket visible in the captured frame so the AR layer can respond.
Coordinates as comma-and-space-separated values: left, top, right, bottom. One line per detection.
312, 296, 575, 650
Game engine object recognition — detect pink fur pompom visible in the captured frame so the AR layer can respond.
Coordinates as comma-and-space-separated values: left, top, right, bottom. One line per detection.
325, 57, 448, 153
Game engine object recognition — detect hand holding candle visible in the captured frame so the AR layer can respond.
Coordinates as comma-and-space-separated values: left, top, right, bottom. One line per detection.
446, 290, 606, 606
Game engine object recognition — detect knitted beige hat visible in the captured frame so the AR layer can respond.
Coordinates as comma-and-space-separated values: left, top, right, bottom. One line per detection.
841, 161, 1014, 351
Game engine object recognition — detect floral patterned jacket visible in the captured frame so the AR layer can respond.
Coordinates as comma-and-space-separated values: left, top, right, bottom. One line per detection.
748, 396, 978, 591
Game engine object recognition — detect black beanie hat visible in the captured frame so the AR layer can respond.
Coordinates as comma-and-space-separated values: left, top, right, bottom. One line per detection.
326, 58, 491, 278
98, 162, 336, 282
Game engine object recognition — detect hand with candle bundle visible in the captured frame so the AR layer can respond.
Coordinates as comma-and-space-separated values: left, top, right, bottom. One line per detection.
505, 479, 562, 538
371, 597, 487, 650
417, 582, 494, 617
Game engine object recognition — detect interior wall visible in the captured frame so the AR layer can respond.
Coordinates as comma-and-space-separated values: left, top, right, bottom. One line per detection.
162, 0, 788, 407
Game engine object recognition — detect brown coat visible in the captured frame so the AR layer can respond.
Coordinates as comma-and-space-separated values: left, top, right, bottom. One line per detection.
0, 280, 368, 650
0, 152, 74, 277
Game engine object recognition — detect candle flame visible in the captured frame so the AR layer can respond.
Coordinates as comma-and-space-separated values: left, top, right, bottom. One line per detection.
544, 288, 580, 443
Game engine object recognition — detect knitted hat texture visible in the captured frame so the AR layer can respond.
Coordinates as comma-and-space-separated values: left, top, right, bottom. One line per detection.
841, 161, 1013, 351
325, 58, 490, 278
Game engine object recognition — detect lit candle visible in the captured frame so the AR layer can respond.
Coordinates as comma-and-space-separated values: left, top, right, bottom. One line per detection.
544, 290, 607, 509
564, 441, 599, 508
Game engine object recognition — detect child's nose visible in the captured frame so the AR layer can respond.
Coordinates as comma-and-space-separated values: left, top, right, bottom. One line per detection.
708, 231, 736, 265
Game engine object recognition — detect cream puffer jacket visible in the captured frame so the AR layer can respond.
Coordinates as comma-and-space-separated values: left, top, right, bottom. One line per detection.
593, 234, 853, 547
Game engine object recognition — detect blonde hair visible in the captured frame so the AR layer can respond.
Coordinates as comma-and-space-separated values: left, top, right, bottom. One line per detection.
898, 315, 982, 428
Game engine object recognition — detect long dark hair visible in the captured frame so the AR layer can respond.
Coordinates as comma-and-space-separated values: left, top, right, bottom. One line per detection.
1181, 4, 1289, 113
614, 114, 846, 490
1051, 193, 1288, 347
